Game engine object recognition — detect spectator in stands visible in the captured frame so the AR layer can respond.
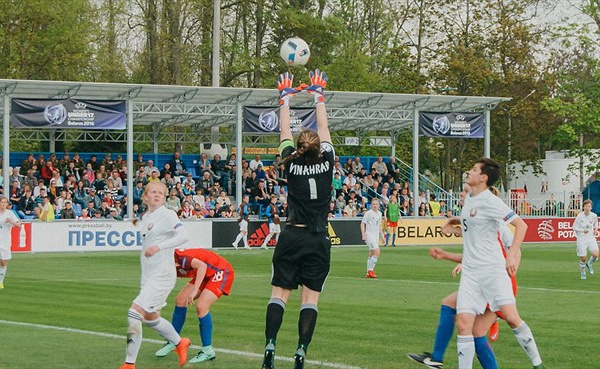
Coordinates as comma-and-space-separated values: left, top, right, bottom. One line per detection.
380, 182, 390, 198
105, 178, 119, 200
84, 188, 102, 210
249, 154, 263, 171
87, 154, 100, 172
265, 166, 279, 188
216, 190, 231, 209
78, 208, 91, 219
17, 186, 35, 219
161, 171, 175, 191
58, 153, 71, 174
254, 164, 267, 183
276, 162, 287, 187
333, 172, 343, 198
173, 182, 185, 200
400, 199, 410, 216
23, 170, 37, 190
51, 170, 63, 189
102, 153, 115, 170
197, 153, 216, 180
224, 153, 236, 195
356, 167, 367, 180
56, 190, 69, 214
144, 159, 159, 176
167, 151, 187, 178
182, 181, 195, 197
252, 178, 269, 214
99, 200, 111, 218
328, 201, 337, 218
370, 181, 381, 199
372, 156, 388, 182
428, 193, 441, 216
9, 167, 23, 188
114, 155, 124, 171
64, 161, 82, 182
182, 173, 196, 189
147, 169, 161, 184
40, 160, 55, 185
20, 153, 35, 176
49, 153, 59, 167
418, 202, 427, 216
9, 180, 21, 207
39, 196, 55, 222
265, 181, 276, 196
132, 181, 144, 206
178, 200, 195, 219
106, 207, 122, 220
198, 171, 214, 196
61, 200, 76, 219
134, 154, 146, 169
344, 198, 359, 215
85, 200, 97, 217
220, 204, 235, 218
343, 158, 354, 174
333, 157, 344, 176
83, 163, 96, 187
192, 192, 205, 208
351, 157, 364, 174
335, 194, 346, 214
134, 166, 148, 185
160, 162, 172, 179
72, 153, 84, 172
386, 156, 401, 182
109, 170, 123, 194
114, 199, 125, 218
211, 154, 226, 186
33, 179, 47, 198
343, 171, 357, 188
92, 172, 107, 196
339, 183, 351, 202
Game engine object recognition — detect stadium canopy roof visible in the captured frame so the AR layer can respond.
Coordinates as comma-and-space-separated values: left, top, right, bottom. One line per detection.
0, 78, 511, 217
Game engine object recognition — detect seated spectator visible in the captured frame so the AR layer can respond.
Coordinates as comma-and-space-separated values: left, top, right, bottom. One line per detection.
9, 167, 23, 188
371, 156, 388, 182
211, 154, 226, 184
147, 169, 161, 183
9, 180, 21, 207
33, 179, 47, 198
61, 200, 76, 219
333, 158, 344, 176
197, 153, 218, 179
198, 171, 214, 195
84, 188, 102, 210
78, 208, 91, 220
109, 170, 123, 194
178, 200, 196, 219
204, 208, 217, 218
386, 156, 401, 182
132, 181, 145, 206
105, 179, 119, 199
335, 194, 346, 214
343, 172, 357, 188
165, 189, 182, 212
252, 179, 269, 214
39, 196, 55, 222
98, 201, 111, 218
17, 187, 35, 219
144, 159, 159, 176
223, 153, 236, 195
167, 151, 187, 177
23, 169, 38, 190
20, 153, 36, 176
182, 173, 196, 189
418, 202, 428, 217
92, 173, 106, 195
356, 167, 367, 180
343, 199, 359, 215
113, 199, 125, 218
400, 200, 410, 216
352, 157, 364, 175
82, 163, 96, 187
160, 171, 176, 190
85, 200, 98, 217
182, 181, 195, 197
56, 190, 69, 213
249, 154, 263, 171
160, 162, 172, 179
216, 190, 231, 209
192, 193, 205, 208
254, 164, 267, 183
194, 202, 208, 218
328, 201, 337, 218
102, 153, 115, 170
106, 207, 122, 220
343, 158, 354, 174
41, 160, 56, 185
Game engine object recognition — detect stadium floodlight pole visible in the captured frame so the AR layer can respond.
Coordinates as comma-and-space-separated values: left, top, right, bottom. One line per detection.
484, 110, 490, 158
212, 0, 220, 87
2, 93, 9, 196
412, 105, 420, 217
126, 98, 134, 220
235, 99, 243, 205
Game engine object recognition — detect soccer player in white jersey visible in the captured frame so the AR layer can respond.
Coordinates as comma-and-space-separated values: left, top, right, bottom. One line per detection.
118, 181, 191, 369
361, 197, 385, 278
0, 196, 21, 289
456, 158, 545, 369
573, 199, 599, 279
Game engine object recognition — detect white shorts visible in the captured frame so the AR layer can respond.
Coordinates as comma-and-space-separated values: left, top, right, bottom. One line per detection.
269, 223, 281, 233
133, 277, 176, 313
239, 219, 248, 232
577, 238, 599, 257
365, 238, 379, 251
457, 269, 515, 315
0, 245, 11, 260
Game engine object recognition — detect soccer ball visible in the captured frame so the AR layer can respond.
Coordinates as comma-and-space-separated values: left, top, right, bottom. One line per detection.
279, 37, 310, 67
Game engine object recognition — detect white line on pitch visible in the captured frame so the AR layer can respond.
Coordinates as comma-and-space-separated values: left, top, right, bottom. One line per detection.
0, 319, 367, 369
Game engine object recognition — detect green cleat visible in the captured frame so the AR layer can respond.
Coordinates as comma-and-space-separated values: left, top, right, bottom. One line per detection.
188, 349, 216, 363
155, 342, 176, 357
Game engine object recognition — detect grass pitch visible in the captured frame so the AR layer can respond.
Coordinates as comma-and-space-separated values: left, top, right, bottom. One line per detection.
0, 243, 595, 369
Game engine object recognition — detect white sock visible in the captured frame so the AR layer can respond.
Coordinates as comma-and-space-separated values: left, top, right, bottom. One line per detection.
512, 321, 542, 366
243, 234, 248, 247
457, 335, 475, 369
0, 265, 7, 283
371, 256, 378, 270
146, 317, 181, 345
590, 256, 597, 264
125, 309, 143, 364
367, 257, 373, 272
580, 261, 586, 273
262, 233, 273, 247
233, 233, 242, 246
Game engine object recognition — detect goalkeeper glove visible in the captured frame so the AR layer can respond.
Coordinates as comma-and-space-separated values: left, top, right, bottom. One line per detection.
306, 69, 328, 103
277, 72, 298, 106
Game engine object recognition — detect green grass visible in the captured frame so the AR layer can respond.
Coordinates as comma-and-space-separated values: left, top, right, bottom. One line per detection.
0, 243, 596, 369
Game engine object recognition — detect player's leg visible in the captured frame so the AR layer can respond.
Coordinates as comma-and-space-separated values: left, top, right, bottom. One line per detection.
262, 226, 274, 249
263, 286, 292, 369
189, 289, 220, 363
472, 310, 499, 369
456, 313, 477, 369
366, 245, 380, 278
0, 258, 8, 288
577, 241, 588, 279
391, 226, 397, 246
406, 291, 457, 368
156, 283, 195, 357
385, 225, 391, 246
586, 242, 598, 275
121, 304, 144, 368
295, 287, 321, 369
499, 304, 544, 368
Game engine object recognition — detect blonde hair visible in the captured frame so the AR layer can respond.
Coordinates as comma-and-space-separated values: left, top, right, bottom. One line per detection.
142, 181, 168, 202
282, 129, 322, 165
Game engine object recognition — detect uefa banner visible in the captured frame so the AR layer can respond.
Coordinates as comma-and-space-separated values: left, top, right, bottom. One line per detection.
211, 218, 363, 248
243, 106, 316, 134
11, 99, 126, 129
419, 112, 484, 138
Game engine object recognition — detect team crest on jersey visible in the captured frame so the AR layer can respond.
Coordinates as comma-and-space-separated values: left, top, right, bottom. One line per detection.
470, 208, 478, 217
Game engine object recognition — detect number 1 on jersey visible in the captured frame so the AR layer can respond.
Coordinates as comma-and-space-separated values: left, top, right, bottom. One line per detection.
308, 178, 317, 200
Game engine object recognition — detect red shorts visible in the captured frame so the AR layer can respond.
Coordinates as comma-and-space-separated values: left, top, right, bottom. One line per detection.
387, 221, 398, 228
190, 269, 235, 298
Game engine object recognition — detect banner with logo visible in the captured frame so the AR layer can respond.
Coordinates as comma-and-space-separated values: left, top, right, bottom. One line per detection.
243, 106, 316, 134
522, 218, 579, 243
419, 112, 484, 138
11, 99, 126, 129
396, 218, 462, 245
10, 223, 32, 253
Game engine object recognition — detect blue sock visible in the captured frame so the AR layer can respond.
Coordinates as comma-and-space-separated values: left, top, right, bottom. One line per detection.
474, 336, 498, 369
171, 306, 187, 334
431, 305, 456, 363
385, 233, 390, 245
392, 234, 396, 245
199, 312, 213, 346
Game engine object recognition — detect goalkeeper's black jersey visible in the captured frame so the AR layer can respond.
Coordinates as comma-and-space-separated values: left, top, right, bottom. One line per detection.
282, 141, 335, 233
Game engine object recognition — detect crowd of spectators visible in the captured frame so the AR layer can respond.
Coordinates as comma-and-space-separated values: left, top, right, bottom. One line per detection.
1, 151, 456, 222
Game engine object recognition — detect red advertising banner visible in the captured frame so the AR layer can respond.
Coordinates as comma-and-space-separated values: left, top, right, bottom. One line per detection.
10, 222, 32, 253
522, 218, 579, 243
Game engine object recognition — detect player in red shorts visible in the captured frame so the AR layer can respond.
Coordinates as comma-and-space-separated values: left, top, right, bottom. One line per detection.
155, 248, 234, 364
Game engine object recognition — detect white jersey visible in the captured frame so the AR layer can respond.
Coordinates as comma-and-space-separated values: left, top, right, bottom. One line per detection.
573, 211, 598, 241
460, 189, 518, 275
499, 223, 514, 252
362, 209, 382, 244
0, 209, 19, 250
138, 206, 184, 285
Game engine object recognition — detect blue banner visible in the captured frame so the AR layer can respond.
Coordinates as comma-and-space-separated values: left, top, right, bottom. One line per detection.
419, 112, 484, 138
11, 99, 126, 129
243, 106, 316, 134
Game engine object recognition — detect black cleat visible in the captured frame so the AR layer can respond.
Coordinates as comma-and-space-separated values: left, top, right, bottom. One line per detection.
293, 348, 306, 369
406, 352, 444, 369
262, 345, 275, 369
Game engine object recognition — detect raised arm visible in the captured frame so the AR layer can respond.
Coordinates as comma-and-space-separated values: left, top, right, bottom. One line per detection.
306, 69, 331, 143
277, 72, 298, 143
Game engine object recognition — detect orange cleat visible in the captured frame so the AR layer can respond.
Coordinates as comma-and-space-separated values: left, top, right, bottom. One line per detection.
118, 363, 135, 369
174, 337, 190, 366
488, 320, 499, 342
366, 270, 378, 279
